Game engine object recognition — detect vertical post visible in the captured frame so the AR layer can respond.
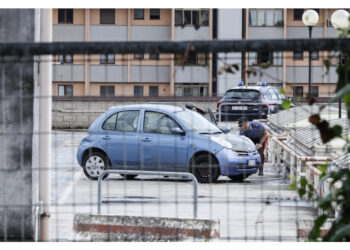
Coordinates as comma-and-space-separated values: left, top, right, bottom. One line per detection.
308, 26, 312, 97
39, 8, 52, 242
339, 54, 342, 118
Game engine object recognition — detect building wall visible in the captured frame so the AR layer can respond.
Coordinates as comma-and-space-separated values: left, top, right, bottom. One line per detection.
52, 8, 216, 97
0, 8, 36, 240
246, 8, 340, 97
217, 8, 242, 96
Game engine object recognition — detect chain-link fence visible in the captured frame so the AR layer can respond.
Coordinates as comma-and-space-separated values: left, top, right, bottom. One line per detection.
1, 8, 350, 242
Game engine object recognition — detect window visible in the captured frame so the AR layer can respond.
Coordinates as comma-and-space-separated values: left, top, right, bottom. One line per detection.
116, 111, 140, 132
200, 10, 209, 26
149, 53, 159, 60
311, 51, 319, 60
273, 51, 282, 66
175, 10, 183, 26
149, 86, 159, 97
293, 86, 303, 98
311, 86, 319, 97
58, 9, 73, 24
100, 54, 115, 64
267, 89, 279, 100
58, 85, 73, 96
150, 9, 160, 20
249, 9, 283, 26
134, 86, 144, 97
175, 9, 209, 26
248, 52, 257, 65
102, 111, 140, 132
294, 9, 304, 20
175, 83, 208, 97
257, 52, 273, 64
293, 51, 303, 60
100, 9, 115, 24
144, 111, 181, 135
134, 9, 144, 19
192, 10, 199, 26
102, 113, 117, 130
134, 53, 144, 60
58, 54, 73, 64
100, 86, 115, 97
175, 52, 208, 65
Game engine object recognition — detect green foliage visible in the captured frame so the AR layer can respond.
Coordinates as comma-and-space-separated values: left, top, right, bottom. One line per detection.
293, 35, 350, 240
282, 99, 291, 110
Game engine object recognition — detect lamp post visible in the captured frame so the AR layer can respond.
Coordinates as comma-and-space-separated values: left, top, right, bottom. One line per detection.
331, 9, 350, 118
302, 10, 319, 98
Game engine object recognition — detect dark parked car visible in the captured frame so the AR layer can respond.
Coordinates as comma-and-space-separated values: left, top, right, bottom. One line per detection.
217, 82, 286, 122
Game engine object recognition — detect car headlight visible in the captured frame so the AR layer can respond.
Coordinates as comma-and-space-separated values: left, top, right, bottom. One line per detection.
210, 137, 232, 149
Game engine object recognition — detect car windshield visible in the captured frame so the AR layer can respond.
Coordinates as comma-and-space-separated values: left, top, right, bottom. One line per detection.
174, 110, 222, 134
224, 89, 260, 100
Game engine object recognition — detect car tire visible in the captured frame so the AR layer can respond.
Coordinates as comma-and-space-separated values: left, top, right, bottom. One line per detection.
83, 151, 110, 181
228, 174, 250, 182
120, 174, 138, 180
191, 154, 220, 183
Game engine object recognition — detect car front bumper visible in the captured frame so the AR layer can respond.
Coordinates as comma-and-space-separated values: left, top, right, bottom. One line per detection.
216, 148, 261, 176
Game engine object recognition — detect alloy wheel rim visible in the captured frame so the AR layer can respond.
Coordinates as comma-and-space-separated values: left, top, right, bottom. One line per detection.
86, 155, 105, 177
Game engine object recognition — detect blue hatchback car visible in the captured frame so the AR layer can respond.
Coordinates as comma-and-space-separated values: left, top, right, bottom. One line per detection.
77, 104, 261, 183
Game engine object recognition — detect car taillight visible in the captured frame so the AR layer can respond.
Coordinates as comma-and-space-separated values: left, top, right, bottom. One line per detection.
217, 102, 223, 108
262, 104, 267, 108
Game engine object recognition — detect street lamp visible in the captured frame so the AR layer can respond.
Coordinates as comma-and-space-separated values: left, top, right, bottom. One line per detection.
331, 9, 350, 118
302, 9, 319, 98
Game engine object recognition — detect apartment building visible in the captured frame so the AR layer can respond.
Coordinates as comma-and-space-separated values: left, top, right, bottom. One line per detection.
52, 8, 215, 97
244, 8, 340, 98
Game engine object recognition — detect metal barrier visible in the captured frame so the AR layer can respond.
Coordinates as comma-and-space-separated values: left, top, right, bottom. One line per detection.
97, 170, 199, 218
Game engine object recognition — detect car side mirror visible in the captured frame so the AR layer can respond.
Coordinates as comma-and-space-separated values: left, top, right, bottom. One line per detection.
171, 127, 186, 136
220, 126, 231, 134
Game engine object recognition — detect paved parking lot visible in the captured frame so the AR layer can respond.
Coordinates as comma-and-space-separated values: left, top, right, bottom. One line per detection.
50, 130, 316, 241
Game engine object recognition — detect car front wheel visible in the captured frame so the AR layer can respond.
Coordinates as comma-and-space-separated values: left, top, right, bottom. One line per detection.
83, 152, 110, 180
191, 154, 220, 183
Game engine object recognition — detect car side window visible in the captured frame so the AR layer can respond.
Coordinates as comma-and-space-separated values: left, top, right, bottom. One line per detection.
268, 89, 279, 100
102, 113, 118, 130
264, 91, 271, 100
144, 111, 181, 135
116, 111, 140, 132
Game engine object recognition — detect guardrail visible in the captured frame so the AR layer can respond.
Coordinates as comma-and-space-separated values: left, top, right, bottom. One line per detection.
268, 135, 331, 182
97, 170, 199, 218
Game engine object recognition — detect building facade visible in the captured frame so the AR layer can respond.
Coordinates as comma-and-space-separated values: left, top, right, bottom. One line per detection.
52, 8, 214, 97
244, 8, 340, 98
52, 8, 341, 98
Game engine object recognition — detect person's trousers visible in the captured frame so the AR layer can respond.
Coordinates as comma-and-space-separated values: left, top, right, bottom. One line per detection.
258, 140, 267, 173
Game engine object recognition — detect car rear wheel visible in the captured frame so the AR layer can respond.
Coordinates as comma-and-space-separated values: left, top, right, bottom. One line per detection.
83, 152, 110, 180
120, 174, 138, 180
191, 154, 220, 183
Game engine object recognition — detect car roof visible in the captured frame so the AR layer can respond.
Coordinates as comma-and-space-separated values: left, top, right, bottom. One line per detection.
108, 104, 184, 113
225, 86, 277, 93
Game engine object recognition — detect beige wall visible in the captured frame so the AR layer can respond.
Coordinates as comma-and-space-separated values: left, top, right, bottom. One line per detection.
130, 9, 171, 26
285, 51, 326, 67
53, 9, 85, 25
53, 82, 85, 96
285, 83, 336, 97
89, 83, 171, 96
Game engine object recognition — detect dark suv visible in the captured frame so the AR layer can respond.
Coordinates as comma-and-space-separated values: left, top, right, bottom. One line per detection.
217, 83, 285, 122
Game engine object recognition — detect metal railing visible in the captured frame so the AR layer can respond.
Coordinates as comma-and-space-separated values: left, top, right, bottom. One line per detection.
97, 170, 199, 218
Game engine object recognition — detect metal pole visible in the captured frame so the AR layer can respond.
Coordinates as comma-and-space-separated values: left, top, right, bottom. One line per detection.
339, 54, 342, 118
39, 8, 52, 242
308, 26, 312, 97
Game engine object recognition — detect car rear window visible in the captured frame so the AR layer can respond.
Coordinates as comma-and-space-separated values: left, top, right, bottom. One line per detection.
224, 89, 260, 100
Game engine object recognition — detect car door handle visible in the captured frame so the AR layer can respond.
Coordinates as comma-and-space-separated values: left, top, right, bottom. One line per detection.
101, 136, 111, 140
141, 138, 151, 142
